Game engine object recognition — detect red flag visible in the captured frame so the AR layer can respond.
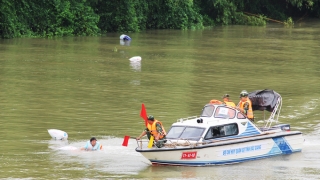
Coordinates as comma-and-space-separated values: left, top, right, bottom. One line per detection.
140, 103, 148, 127
122, 135, 130, 146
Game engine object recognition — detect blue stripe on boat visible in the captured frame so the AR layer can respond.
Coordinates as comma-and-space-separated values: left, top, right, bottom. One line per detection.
272, 137, 293, 154
238, 122, 260, 136
150, 149, 301, 166
149, 136, 298, 166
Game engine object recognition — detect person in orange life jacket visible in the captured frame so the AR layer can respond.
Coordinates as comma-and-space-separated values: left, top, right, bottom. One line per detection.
222, 94, 236, 107
136, 115, 167, 148
236, 90, 254, 121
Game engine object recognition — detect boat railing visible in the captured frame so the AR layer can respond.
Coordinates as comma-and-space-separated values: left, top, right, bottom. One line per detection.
176, 116, 198, 123
136, 136, 202, 149
264, 96, 282, 129
163, 140, 189, 148
136, 138, 149, 149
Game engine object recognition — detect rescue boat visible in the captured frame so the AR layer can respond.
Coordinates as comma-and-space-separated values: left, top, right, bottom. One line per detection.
135, 90, 303, 166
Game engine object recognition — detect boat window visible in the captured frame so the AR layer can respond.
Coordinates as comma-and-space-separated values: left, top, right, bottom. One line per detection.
180, 127, 205, 141
237, 112, 246, 119
204, 123, 239, 139
214, 107, 236, 119
166, 126, 205, 141
166, 126, 185, 139
200, 105, 215, 117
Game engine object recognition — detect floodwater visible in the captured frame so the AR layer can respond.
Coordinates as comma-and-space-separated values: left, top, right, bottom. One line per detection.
1, 20, 320, 179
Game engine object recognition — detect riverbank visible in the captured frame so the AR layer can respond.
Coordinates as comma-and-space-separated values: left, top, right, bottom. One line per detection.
1, 0, 319, 39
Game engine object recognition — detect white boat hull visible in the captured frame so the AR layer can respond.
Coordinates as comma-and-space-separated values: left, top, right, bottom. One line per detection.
136, 132, 303, 166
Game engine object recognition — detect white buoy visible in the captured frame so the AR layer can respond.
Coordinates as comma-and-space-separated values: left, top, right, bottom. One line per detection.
129, 56, 142, 62
120, 34, 126, 40
47, 129, 68, 140
120, 34, 131, 40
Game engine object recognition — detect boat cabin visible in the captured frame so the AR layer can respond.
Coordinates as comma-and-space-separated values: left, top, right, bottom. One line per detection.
166, 89, 285, 143
165, 104, 260, 143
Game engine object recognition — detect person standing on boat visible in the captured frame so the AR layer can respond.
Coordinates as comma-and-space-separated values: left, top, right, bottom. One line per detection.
237, 90, 254, 121
222, 94, 236, 107
136, 115, 167, 148
80, 137, 103, 151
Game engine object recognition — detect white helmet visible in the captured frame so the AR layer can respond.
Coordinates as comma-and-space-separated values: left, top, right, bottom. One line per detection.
240, 90, 248, 97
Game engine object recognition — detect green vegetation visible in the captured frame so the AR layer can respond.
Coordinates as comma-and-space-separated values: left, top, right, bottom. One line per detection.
284, 17, 295, 27
0, 0, 99, 38
0, 0, 319, 38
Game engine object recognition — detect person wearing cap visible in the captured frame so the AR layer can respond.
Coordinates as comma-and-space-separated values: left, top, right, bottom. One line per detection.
80, 137, 102, 151
222, 94, 236, 107
136, 115, 167, 148
237, 90, 254, 121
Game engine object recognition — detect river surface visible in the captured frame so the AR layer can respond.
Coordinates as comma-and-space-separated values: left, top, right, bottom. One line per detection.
1, 20, 320, 179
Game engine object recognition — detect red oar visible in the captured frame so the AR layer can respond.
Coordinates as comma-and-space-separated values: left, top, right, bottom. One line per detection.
122, 135, 130, 146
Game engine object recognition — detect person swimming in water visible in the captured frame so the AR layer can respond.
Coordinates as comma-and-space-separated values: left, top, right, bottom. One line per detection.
80, 137, 102, 151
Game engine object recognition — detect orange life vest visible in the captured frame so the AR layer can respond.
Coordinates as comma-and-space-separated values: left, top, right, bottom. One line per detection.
210, 99, 222, 104
147, 120, 166, 139
238, 98, 254, 119
224, 101, 236, 107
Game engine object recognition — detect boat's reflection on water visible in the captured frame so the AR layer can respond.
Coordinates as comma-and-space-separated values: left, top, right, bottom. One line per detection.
142, 166, 198, 179
138, 153, 302, 179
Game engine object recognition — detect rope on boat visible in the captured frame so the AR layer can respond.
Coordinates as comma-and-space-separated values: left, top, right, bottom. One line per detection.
164, 142, 193, 148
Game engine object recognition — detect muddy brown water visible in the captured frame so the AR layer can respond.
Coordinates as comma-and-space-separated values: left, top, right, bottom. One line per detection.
1, 21, 320, 179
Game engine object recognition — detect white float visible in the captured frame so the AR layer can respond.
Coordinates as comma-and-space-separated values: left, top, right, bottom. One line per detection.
48, 129, 68, 140
119, 34, 126, 39
129, 56, 142, 62
120, 34, 131, 40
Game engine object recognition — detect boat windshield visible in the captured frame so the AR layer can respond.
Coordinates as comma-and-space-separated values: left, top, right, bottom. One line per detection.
200, 105, 215, 117
166, 126, 205, 141
214, 106, 236, 119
